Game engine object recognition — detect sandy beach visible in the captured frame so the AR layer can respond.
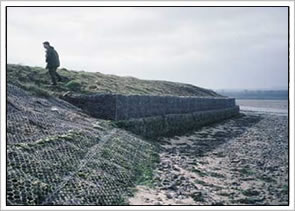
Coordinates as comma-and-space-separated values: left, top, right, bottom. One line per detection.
129, 110, 289, 205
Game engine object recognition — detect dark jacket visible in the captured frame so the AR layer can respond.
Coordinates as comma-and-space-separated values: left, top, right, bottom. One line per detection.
45, 46, 60, 69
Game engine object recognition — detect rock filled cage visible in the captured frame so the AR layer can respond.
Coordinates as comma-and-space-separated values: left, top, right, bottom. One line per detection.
62, 94, 240, 138
7, 84, 157, 205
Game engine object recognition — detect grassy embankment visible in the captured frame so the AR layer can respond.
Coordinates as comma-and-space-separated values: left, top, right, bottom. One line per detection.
7, 64, 220, 98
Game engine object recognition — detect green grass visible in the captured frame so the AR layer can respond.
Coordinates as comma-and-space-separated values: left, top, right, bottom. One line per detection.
236, 197, 264, 204
18, 83, 51, 98
101, 148, 113, 159
7, 64, 221, 97
14, 130, 83, 149
190, 192, 205, 202
65, 80, 82, 91
217, 192, 233, 197
194, 179, 207, 186
209, 171, 226, 178
77, 171, 88, 179
281, 184, 288, 194
194, 179, 222, 190
192, 168, 208, 177
238, 167, 256, 176
135, 151, 160, 187
258, 175, 277, 183
241, 189, 260, 197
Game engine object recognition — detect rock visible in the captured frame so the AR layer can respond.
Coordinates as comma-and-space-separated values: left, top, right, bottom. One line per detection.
191, 192, 205, 202
180, 176, 186, 181
173, 174, 178, 179
173, 166, 180, 171
62, 91, 72, 97
157, 197, 163, 201
167, 183, 178, 191
242, 189, 260, 197
232, 182, 240, 186
166, 192, 174, 199
50, 106, 59, 112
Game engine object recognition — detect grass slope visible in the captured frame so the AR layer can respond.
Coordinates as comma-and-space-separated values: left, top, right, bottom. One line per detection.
7, 64, 220, 97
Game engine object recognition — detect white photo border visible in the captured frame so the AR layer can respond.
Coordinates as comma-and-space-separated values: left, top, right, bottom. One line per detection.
1, 1, 294, 211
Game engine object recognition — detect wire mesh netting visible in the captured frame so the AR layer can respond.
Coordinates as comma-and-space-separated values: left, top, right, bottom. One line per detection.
6, 84, 156, 205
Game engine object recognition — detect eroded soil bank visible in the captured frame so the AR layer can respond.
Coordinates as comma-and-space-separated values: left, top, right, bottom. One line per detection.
129, 111, 288, 205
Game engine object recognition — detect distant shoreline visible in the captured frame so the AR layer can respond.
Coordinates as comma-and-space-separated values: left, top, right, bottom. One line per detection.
236, 98, 288, 100
216, 90, 288, 100
236, 99, 288, 116
234, 98, 288, 100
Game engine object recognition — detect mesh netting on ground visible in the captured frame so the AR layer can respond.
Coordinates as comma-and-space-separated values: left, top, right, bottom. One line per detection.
6, 84, 157, 205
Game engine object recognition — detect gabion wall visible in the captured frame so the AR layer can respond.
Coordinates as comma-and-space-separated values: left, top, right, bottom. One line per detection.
63, 94, 236, 120
116, 106, 240, 138
62, 94, 117, 120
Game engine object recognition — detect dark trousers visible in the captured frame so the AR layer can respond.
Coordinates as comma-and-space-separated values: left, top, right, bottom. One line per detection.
48, 67, 61, 84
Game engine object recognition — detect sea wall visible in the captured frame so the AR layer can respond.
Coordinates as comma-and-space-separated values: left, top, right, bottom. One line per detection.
62, 94, 237, 120
62, 94, 240, 138
115, 106, 240, 138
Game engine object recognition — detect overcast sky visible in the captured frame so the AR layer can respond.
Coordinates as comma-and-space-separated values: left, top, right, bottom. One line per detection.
7, 7, 288, 90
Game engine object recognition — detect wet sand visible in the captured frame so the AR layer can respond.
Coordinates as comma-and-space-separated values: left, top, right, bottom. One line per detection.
128, 111, 289, 205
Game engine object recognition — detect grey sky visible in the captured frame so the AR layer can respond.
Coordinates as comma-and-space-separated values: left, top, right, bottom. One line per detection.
7, 7, 288, 90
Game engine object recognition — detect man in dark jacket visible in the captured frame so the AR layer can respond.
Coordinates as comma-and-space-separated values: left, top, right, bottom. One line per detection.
43, 41, 62, 85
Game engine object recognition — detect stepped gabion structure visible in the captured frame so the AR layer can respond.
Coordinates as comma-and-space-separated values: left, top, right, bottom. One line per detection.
63, 93, 237, 120
7, 84, 157, 205
62, 93, 239, 138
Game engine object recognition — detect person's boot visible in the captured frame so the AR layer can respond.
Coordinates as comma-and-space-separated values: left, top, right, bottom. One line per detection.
56, 73, 62, 82
51, 77, 57, 86
49, 69, 57, 85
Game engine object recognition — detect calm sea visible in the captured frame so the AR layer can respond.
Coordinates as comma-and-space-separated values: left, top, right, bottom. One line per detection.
236, 99, 288, 116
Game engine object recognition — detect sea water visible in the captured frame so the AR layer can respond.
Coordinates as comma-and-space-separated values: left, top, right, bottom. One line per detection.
236, 99, 288, 116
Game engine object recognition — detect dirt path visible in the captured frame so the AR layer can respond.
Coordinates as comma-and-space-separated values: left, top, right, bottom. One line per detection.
128, 112, 289, 205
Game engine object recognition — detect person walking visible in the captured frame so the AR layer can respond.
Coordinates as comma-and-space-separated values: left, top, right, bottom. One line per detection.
43, 41, 62, 85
